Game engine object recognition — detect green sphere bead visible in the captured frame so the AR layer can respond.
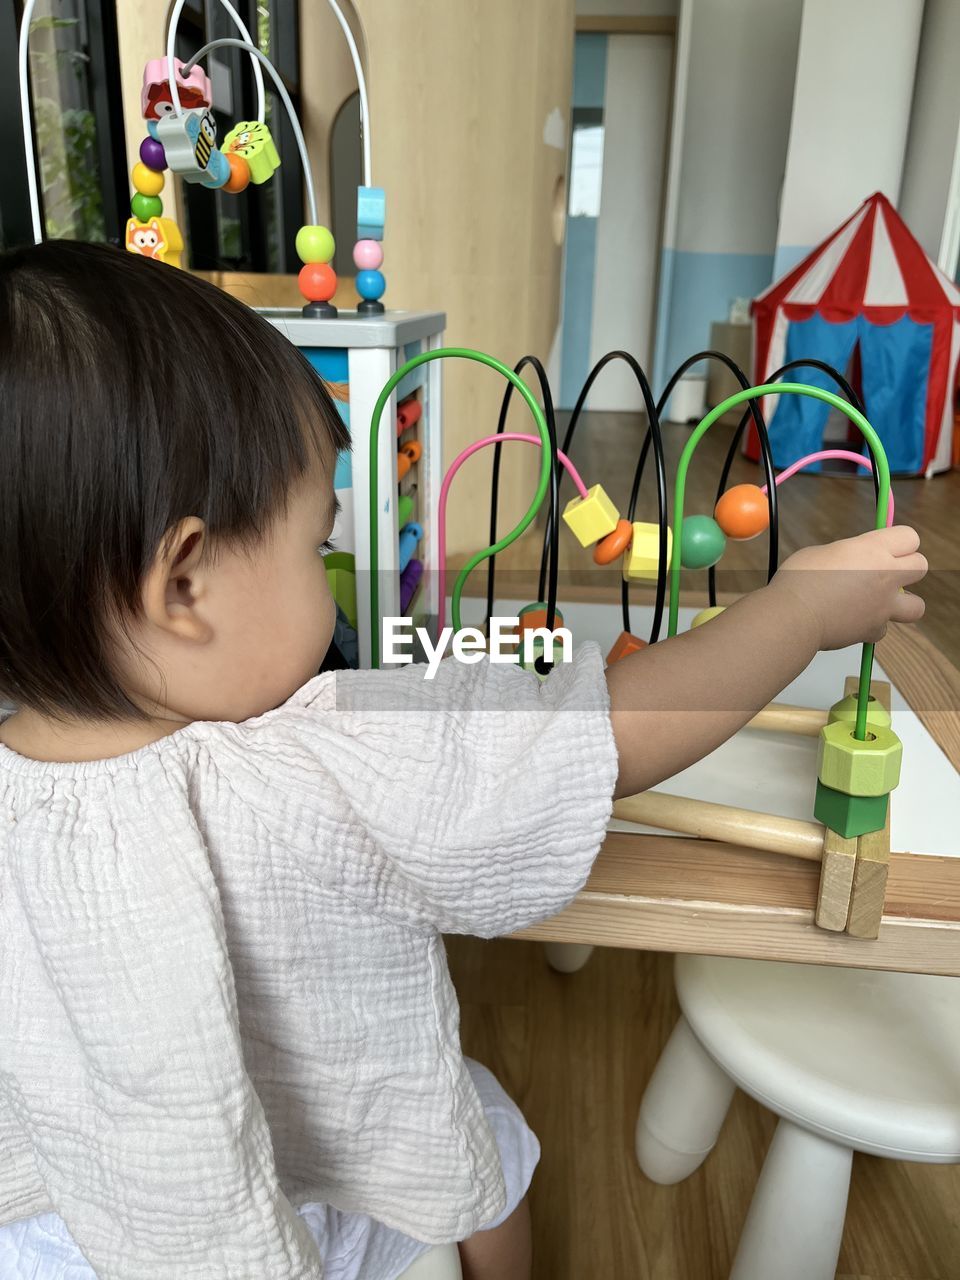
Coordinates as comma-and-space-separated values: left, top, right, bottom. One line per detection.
131, 192, 163, 221
680, 515, 727, 569
296, 224, 335, 264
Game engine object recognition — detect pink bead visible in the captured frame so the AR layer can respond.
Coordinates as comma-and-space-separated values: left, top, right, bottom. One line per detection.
353, 239, 383, 270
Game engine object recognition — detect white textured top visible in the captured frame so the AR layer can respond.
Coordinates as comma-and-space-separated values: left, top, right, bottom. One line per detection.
0, 647, 617, 1279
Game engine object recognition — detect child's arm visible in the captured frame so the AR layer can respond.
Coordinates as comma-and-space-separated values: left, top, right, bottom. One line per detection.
606, 525, 927, 799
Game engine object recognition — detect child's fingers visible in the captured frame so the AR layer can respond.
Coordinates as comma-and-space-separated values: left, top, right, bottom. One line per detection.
895, 552, 928, 586
881, 524, 921, 555
890, 590, 925, 624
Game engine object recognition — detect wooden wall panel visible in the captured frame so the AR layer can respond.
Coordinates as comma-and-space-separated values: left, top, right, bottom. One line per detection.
350, 0, 574, 557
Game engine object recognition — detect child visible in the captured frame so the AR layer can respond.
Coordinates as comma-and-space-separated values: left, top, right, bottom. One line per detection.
0, 242, 926, 1280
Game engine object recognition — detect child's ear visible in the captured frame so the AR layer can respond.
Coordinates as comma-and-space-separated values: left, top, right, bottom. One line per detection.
140, 517, 213, 643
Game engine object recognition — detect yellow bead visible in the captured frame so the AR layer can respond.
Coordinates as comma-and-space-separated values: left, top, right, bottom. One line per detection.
827, 694, 892, 731
691, 605, 726, 628
817, 722, 902, 797
562, 484, 619, 548
132, 161, 165, 197
623, 522, 671, 582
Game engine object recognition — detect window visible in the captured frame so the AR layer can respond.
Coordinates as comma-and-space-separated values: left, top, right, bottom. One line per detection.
0, 0, 127, 249
568, 107, 604, 219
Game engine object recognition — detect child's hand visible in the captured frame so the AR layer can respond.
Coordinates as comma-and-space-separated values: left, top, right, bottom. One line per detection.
768, 526, 927, 650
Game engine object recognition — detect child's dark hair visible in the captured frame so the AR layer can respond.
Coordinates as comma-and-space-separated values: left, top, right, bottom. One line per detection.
0, 240, 349, 721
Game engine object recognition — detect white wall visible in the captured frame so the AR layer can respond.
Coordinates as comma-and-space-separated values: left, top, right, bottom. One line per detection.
671, 0, 802, 257
775, 0, 923, 263
588, 34, 673, 409
899, 0, 960, 270
653, 0, 802, 386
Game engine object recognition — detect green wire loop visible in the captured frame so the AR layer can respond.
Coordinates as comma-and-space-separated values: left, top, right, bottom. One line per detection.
368, 347, 551, 668
668, 383, 891, 741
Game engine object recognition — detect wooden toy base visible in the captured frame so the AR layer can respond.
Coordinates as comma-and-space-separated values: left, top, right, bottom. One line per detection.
507, 611, 960, 977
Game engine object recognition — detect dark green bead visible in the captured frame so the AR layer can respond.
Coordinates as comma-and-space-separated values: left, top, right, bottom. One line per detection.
814, 780, 888, 838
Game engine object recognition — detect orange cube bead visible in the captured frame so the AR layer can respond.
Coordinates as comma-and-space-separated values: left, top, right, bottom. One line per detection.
606, 630, 647, 666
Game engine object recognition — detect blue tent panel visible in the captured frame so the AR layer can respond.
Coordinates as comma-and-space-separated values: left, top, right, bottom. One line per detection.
766, 313, 933, 474
766, 315, 858, 469
858, 315, 931, 475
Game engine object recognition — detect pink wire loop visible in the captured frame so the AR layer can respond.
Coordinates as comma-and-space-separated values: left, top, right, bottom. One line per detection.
760, 449, 895, 526
436, 433, 589, 631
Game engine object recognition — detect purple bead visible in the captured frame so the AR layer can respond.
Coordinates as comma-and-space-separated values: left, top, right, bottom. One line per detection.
139, 135, 166, 172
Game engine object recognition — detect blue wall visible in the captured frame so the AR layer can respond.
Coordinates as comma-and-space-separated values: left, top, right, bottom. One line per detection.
654, 249, 775, 388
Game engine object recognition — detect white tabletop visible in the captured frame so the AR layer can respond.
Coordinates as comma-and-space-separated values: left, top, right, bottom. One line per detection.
477, 599, 960, 858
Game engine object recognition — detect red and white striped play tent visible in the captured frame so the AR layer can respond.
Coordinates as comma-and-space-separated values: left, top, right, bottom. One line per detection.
748, 192, 960, 475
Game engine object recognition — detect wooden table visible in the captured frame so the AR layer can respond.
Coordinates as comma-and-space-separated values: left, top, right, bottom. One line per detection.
509, 609, 960, 977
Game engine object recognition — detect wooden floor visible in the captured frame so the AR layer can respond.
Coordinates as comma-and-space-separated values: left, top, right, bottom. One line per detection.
447, 411, 960, 1279
448, 937, 960, 1280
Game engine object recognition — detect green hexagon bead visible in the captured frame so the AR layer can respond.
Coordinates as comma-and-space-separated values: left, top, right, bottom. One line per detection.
817, 722, 902, 797
813, 781, 888, 838
827, 693, 892, 731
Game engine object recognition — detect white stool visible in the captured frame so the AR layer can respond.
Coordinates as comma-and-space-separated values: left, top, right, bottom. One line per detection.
396, 1243, 462, 1278
637, 954, 960, 1280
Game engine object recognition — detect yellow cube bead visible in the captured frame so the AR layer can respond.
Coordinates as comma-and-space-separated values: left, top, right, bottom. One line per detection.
562, 485, 619, 548
623, 522, 671, 582
816, 722, 902, 797
827, 694, 892, 732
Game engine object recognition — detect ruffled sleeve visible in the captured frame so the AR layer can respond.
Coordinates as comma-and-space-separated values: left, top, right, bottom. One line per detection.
265, 644, 618, 936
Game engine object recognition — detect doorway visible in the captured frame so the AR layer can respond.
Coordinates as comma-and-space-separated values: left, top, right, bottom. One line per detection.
559, 29, 674, 411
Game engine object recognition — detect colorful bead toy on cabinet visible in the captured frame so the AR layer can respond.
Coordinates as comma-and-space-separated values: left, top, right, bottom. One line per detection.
141, 56, 211, 120
125, 216, 183, 267
222, 121, 281, 184
127, 38, 368, 320
354, 188, 387, 314
156, 109, 230, 188
296, 224, 339, 319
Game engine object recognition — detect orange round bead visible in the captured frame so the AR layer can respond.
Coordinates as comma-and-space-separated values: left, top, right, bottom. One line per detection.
223, 153, 251, 193
714, 483, 770, 540
593, 518, 633, 565
299, 262, 337, 304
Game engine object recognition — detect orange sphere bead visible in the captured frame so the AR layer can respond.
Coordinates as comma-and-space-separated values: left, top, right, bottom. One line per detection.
593, 518, 633, 565
222, 153, 251, 193
714, 483, 770, 540
299, 262, 337, 304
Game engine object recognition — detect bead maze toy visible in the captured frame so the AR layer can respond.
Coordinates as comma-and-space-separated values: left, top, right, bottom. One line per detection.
362, 347, 905, 941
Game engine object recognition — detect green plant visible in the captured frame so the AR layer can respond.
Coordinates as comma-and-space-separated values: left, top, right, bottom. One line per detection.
29, 14, 106, 241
